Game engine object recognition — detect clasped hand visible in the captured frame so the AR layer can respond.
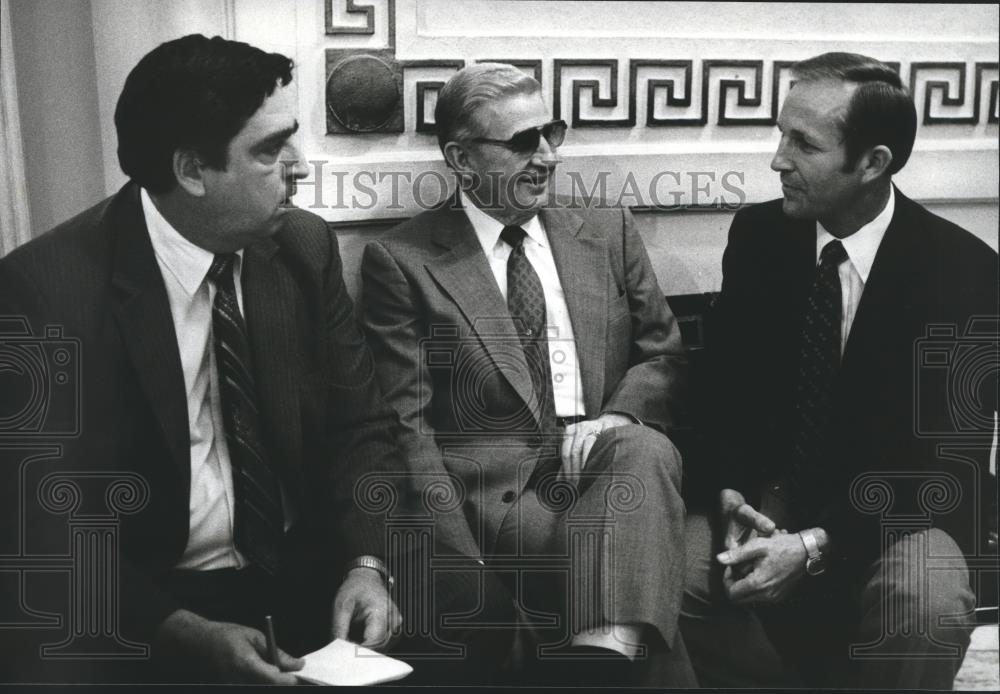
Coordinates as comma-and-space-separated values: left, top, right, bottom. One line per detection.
559, 413, 632, 482
716, 489, 807, 605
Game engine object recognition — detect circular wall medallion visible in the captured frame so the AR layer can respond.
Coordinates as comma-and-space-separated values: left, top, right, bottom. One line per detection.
326, 54, 400, 133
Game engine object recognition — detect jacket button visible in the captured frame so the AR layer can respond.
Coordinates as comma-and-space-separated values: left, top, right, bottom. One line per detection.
501, 491, 516, 503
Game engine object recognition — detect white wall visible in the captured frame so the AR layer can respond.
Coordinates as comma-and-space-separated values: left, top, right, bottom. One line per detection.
8, 0, 105, 235
9, 1, 998, 295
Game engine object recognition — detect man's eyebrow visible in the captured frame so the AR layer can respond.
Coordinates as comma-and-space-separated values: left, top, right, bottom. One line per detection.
255, 120, 300, 149
781, 124, 817, 144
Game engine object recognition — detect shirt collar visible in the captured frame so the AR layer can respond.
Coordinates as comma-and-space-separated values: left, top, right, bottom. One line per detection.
141, 187, 243, 296
816, 185, 894, 283
459, 190, 547, 255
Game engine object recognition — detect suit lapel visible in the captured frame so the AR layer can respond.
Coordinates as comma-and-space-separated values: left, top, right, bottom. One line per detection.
242, 240, 302, 488
109, 184, 189, 476
424, 205, 537, 413
841, 189, 919, 374
542, 207, 607, 417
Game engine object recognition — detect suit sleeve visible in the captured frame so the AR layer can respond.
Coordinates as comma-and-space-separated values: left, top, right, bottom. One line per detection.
360, 241, 484, 559
314, 228, 412, 564
0, 256, 181, 666
600, 207, 688, 432
701, 210, 763, 503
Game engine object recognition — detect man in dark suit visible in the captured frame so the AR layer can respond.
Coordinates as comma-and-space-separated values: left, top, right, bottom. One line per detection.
360, 63, 692, 686
0, 34, 406, 684
681, 52, 998, 689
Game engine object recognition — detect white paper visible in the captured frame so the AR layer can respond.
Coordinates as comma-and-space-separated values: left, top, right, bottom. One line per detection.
295, 638, 413, 686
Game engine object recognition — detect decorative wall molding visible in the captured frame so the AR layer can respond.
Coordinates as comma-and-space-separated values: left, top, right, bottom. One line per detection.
401, 60, 465, 133
326, 0, 377, 35
330, 55, 999, 135
305, 0, 999, 236
909, 61, 999, 125
322, 1, 998, 138
221, 0, 237, 40
326, 49, 403, 133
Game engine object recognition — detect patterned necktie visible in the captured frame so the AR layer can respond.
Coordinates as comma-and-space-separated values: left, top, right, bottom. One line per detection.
206, 254, 283, 574
788, 239, 848, 499
500, 225, 556, 432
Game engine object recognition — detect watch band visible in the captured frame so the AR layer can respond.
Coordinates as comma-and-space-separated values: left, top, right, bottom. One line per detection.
799, 529, 820, 559
798, 529, 827, 576
345, 555, 394, 589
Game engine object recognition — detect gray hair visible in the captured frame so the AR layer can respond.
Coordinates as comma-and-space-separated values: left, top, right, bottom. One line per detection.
434, 62, 541, 156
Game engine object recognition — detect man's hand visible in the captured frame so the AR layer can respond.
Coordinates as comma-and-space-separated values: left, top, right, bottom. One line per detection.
716, 532, 807, 605
559, 413, 632, 482
331, 567, 402, 650
155, 609, 303, 684
720, 488, 776, 552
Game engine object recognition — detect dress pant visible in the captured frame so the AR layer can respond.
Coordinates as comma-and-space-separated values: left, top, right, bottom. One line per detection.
490, 424, 695, 687
680, 512, 977, 688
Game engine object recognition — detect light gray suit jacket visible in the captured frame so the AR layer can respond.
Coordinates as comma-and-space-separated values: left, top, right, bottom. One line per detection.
361, 198, 686, 557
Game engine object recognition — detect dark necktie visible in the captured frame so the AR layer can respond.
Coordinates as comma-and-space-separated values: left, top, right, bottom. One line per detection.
500, 225, 556, 432
788, 239, 848, 500
206, 254, 283, 574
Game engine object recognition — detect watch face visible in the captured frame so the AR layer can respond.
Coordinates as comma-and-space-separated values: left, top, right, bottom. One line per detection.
806, 555, 826, 576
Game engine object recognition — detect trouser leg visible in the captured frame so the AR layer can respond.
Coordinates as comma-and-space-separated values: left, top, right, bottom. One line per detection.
547, 424, 687, 648
679, 512, 793, 687
843, 528, 976, 689
503, 425, 693, 685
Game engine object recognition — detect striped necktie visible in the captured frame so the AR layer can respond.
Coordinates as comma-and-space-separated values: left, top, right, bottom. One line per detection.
206, 253, 283, 574
500, 225, 556, 433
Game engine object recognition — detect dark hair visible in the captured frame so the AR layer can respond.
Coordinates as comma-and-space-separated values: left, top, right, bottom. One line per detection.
434, 62, 540, 157
791, 52, 917, 176
114, 34, 294, 193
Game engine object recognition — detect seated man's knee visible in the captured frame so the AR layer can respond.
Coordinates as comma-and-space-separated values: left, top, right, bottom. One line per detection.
866, 529, 976, 638
590, 424, 681, 487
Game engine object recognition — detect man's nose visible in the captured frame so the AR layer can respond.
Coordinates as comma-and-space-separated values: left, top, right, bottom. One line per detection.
283, 141, 309, 180
532, 135, 559, 166
770, 137, 792, 172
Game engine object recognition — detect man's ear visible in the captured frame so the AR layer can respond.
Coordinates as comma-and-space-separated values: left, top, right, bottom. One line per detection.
442, 141, 471, 175
859, 145, 893, 184
173, 149, 207, 196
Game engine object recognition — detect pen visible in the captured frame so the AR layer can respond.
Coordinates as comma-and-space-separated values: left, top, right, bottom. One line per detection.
264, 614, 280, 670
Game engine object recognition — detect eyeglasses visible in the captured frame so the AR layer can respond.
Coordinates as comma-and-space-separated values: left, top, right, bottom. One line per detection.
469, 119, 567, 155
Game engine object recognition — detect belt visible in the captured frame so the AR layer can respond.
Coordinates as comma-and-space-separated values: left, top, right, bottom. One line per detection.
555, 415, 586, 428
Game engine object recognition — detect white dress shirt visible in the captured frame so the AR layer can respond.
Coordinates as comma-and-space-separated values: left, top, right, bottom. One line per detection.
142, 188, 247, 570
815, 186, 895, 355
460, 192, 586, 417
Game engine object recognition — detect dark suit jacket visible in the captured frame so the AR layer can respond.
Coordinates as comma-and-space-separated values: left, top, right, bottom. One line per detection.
0, 183, 404, 658
705, 188, 998, 575
360, 199, 686, 557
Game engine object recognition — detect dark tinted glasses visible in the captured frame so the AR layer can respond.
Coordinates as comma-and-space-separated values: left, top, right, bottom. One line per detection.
470, 119, 567, 155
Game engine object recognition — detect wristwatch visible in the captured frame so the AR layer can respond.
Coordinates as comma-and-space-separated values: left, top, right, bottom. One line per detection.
798, 529, 826, 576
345, 555, 395, 589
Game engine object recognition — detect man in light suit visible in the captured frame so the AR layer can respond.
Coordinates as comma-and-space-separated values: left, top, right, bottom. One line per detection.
0, 34, 407, 683
360, 63, 692, 686
681, 52, 998, 688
